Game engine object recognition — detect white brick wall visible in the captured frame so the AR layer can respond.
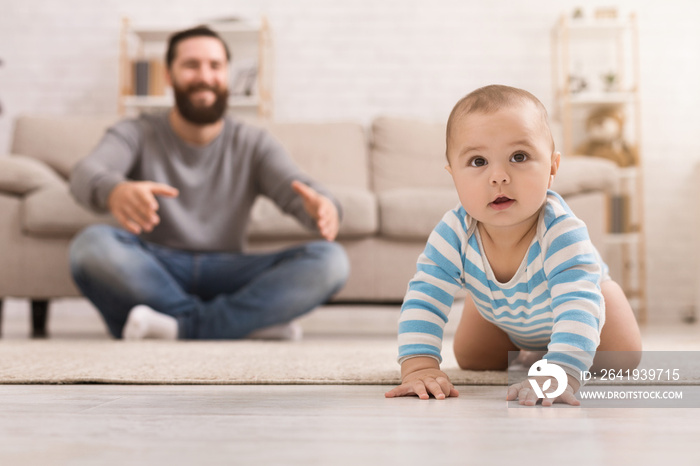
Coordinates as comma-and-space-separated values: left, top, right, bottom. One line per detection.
1, 0, 699, 323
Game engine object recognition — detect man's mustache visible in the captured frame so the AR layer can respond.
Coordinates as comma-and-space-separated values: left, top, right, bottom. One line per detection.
185, 83, 223, 94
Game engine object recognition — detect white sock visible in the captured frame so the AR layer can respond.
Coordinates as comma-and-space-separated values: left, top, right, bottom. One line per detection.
123, 305, 178, 341
246, 322, 303, 341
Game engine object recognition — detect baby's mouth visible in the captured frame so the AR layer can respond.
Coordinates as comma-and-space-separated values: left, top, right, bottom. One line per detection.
490, 196, 514, 210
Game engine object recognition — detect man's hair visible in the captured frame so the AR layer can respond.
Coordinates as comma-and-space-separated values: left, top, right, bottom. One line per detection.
166, 26, 231, 68
445, 84, 554, 158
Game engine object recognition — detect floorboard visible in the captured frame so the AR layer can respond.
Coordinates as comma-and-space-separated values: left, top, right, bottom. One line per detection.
1, 298, 699, 465
0, 384, 697, 465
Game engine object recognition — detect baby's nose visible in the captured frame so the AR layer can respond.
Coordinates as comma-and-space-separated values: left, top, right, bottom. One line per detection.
489, 169, 510, 184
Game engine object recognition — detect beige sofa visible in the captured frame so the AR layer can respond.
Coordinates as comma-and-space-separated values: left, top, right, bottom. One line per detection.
0, 115, 619, 336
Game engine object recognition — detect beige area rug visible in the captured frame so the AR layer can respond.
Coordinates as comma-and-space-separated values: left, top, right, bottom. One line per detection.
0, 338, 508, 385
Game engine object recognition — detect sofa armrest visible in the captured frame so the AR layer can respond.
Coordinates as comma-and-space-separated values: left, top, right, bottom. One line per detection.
0, 154, 65, 195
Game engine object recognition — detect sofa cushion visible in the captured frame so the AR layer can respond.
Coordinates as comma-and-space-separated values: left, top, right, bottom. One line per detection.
254, 121, 370, 189
378, 188, 460, 240
371, 116, 452, 192
21, 183, 376, 241
11, 115, 119, 179
22, 184, 115, 237
247, 187, 377, 240
552, 155, 619, 196
0, 154, 64, 195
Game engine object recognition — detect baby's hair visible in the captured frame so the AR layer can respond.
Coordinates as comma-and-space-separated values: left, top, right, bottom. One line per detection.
446, 84, 554, 159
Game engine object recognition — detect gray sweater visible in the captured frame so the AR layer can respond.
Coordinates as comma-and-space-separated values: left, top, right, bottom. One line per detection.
70, 111, 341, 252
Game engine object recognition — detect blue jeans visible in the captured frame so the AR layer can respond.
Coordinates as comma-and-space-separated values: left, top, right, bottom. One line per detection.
69, 225, 350, 339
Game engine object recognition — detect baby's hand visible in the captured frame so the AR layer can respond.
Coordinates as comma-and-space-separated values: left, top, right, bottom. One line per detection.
506, 375, 580, 407
385, 357, 459, 400
385, 368, 458, 400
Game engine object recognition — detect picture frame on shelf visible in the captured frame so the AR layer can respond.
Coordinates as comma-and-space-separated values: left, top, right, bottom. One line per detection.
230, 59, 258, 97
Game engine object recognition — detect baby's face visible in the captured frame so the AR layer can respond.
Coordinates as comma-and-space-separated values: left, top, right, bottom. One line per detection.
446, 102, 559, 232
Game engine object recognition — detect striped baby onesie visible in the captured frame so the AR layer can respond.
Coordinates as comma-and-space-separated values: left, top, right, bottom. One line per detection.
398, 190, 608, 379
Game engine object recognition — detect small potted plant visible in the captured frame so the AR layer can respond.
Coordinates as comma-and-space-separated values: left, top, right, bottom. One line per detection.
602, 71, 617, 92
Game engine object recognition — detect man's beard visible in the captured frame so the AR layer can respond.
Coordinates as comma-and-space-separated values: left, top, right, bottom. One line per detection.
173, 82, 229, 125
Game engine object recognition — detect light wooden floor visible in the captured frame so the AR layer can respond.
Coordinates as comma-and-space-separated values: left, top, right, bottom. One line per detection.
2, 384, 700, 466
1, 299, 700, 465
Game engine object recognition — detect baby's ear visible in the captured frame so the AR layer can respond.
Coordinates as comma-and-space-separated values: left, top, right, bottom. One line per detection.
550, 152, 561, 176
549, 152, 561, 188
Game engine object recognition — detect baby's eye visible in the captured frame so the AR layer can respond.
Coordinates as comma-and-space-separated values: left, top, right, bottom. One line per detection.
469, 157, 487, 167
510, 152, 528, 163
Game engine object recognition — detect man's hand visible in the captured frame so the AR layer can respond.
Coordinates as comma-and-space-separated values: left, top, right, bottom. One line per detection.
291, 181, 339, 241
107, 181, 179, 235
384, 357, 459, 400
506, 374, 581, 407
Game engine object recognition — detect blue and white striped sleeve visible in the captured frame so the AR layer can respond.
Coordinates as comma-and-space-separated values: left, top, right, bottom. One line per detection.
397, 210, 466, 364
541, 194, 604, 380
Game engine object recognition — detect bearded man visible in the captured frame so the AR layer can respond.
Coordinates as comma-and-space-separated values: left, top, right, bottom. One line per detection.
69, 26, 348, 341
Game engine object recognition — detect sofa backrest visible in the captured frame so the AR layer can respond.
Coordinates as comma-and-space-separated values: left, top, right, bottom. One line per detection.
370, 116, 452, 192
11, 115, 119, 179
258, 121, 370, 189
11, 116, 371, 190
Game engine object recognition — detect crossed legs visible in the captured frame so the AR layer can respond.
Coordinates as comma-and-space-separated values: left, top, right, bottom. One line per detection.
69, 225, 350, 340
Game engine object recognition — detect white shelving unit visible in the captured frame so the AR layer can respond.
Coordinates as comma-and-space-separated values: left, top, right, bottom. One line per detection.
120, 95, 260, 112
118, 17, 273, 118
552, 12, 646, 321
566, 92, 636, 106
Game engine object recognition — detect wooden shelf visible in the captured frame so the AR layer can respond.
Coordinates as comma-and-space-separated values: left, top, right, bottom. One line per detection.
121, 95, 260, 110
551, 11, 646, 322
563, 18, 634, 32
604, 232, 641, 245
132, 23, 261, 43
118, 17, 273, 118
563, 91, 637, 106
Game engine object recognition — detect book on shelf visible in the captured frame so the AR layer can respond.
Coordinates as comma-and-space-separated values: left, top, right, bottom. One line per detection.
609, 193, 631, 234
132, 59, 167, 96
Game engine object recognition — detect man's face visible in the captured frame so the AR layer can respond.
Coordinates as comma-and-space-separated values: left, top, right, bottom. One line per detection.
168, 36, 229, 125
445, 102, 559, 232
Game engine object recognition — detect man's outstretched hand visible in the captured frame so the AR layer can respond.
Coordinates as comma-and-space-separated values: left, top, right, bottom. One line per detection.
291, 181, 339, 241
107, 181, 179, 234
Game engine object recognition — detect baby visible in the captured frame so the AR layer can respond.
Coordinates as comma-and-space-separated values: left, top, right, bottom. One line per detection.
385, 85, 642, 406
